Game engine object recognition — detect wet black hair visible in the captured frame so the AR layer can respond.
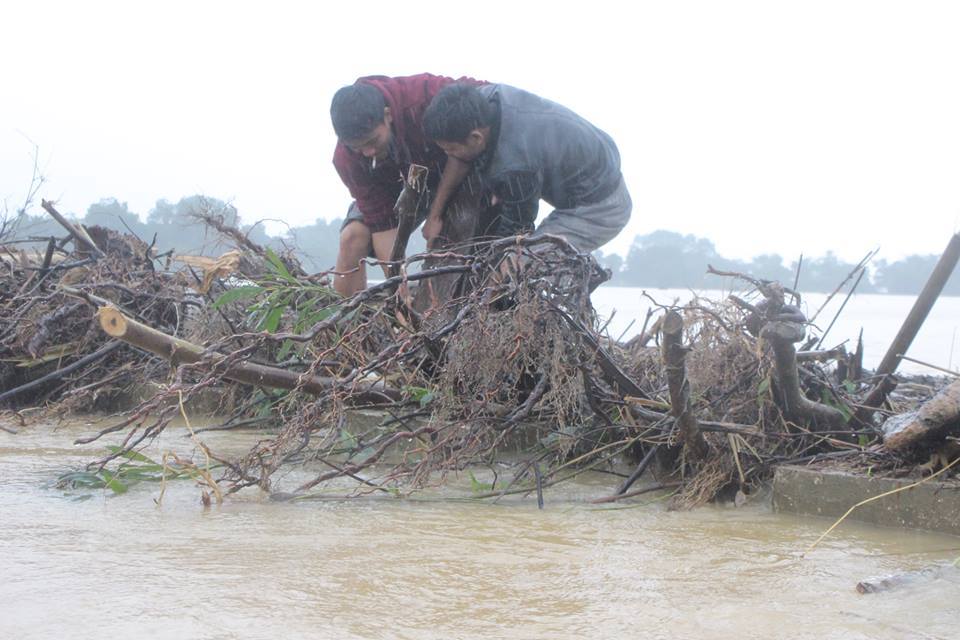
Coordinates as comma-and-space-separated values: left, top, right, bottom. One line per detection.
330, 83, 387, 140
423, 84, 496, 143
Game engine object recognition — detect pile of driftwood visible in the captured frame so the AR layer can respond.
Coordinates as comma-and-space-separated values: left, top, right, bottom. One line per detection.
0, 200, 293, 419
5, 190, 960, 507
0, 201, 178, 414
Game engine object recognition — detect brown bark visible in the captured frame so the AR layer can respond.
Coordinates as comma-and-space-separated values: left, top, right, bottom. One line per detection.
97, 306, 399, 404
41, 200, 105, 258
387, 164, 428, 278
881, 378, 960, 451
761, 320, 846, 430
0, 341, 123, 406
661, 310, 708, 459
849, 329, 864, 382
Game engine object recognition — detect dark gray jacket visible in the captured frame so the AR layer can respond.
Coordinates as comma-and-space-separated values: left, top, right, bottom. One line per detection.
475, 84, 623, 236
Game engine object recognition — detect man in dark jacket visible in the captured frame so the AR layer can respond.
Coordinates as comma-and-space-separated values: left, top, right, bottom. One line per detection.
421, 83, 631, 252
330, 74, 482, 295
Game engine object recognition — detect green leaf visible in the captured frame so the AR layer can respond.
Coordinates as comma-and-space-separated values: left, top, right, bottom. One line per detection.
820, 388, 853, 421
468, 471, 494, 493
756, 376, 771, 409
858, 434, 870, 447
213, 285, 264, 308
104, 445, 157, 465
757, 376, 771, 396
57, 471, 105, 489
264, 248, 295, 282
117, 472, 159, 484
99, 470, 128, 494
405, 386, 431, 402
339, 430, 359, 451
260, 306, 285, 332
276, 339, 295, 362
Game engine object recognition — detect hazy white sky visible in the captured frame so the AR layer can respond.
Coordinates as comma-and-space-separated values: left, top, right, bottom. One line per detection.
2, 0, 959, 262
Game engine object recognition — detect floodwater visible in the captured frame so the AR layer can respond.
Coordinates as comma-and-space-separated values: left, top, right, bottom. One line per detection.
2, 420, 959, 639
592, 287, 960, 375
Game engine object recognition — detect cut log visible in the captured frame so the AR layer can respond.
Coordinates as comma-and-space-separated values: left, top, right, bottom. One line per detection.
96, 306, 399, 404
882, 378, 960, 451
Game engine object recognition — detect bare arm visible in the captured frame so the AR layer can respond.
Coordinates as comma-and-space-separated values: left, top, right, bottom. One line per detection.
422, 155, 472, 246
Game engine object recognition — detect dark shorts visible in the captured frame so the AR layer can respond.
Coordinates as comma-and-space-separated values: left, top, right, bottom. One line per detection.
340, 199, 431, 233
339, 200, 430, 257
340, 201, 367, 232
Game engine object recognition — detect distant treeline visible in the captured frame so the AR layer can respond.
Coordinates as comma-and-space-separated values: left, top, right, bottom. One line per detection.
6, 196, 957, 295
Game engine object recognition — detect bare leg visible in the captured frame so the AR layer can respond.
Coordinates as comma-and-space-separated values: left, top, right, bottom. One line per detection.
371, 228, 399, 278
334, 221, 372, 297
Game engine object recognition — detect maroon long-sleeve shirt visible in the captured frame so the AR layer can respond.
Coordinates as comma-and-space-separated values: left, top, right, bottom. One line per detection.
332, 73, 485, 232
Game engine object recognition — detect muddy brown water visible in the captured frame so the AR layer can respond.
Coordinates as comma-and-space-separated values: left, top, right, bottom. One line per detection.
2, 418, 960, 640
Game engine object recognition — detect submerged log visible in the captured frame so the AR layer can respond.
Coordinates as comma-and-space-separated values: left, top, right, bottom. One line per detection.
661, 310, 708, 459
96, 306, 399, 404
857, 564, 959, 594
882, 378, 960, 451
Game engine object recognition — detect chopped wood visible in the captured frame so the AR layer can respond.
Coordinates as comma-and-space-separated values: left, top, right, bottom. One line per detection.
882, 378, 960, 451
97, 306, 399, 404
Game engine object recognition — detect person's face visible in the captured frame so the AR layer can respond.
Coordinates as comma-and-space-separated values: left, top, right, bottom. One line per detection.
437, 129, 488, 162
345, 108, 393, 161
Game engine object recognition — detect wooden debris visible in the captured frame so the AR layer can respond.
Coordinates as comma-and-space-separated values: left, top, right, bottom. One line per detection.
97, 306, 399, 404
387, 164, 428, 278
174, 250, 242, 293
882, 378, 960, 451
661, 310, 708, 459
857, 564, 959, 594
855, 233, 960, 425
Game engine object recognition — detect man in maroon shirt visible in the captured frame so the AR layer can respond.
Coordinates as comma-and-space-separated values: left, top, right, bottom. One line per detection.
330, 73, 482, 295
